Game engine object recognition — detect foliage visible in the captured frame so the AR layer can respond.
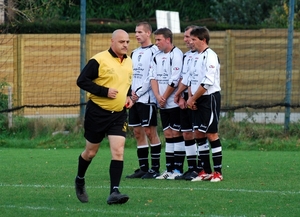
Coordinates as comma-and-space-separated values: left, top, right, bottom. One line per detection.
218, 115, 300, 151
1, 116, 300, 151
262, 0, 300, 28
6, 116, 82, 138
1, 19, 264, 34
1, 20, 139, 33
3, 0, 300, 31
84, 0, 211, 22
14, 0, 79, 22
13, 0, 211, 23
209, 0, 281, 25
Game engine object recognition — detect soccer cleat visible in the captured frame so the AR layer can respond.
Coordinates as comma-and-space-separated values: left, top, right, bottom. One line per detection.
107, 189, 129, 205
191, 170, 213, 182
75, 178, 89, 203
210, 171, 223, 182
174, 171, 191, 180
126, 169, 147, 178
184, 171, 199, 181
167, 169, 182, 180
141, 169, 160, 179
155, 170, 173, 179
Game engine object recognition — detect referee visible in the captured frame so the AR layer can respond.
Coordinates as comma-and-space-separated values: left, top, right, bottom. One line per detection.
74, 29, 133, 204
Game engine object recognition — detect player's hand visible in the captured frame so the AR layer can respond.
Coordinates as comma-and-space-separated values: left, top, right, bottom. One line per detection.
158, 95, 166, 108
187, 98, 197, 110
178, 97, 186, 109
107, 88, 118, 98
130, 91, 139, 103
174, 93, 180, 104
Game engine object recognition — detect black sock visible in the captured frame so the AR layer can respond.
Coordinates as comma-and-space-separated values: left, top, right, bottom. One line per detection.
165, 138, 174, 172
173, 136, 185, 173
210, 139, 222, 174
150, 143, 161, 173
185, 139, 197, 171
137, 145, 149, 172
109, 160, 123, 194
196, 138, 212, 173
76, 154, 91, 182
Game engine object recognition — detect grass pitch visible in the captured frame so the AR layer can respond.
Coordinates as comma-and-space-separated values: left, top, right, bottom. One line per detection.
0, 147, 299, 217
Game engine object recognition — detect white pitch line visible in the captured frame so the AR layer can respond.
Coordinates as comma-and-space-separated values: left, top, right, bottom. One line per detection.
0, 183, 299, 195
0, 205, 246, 217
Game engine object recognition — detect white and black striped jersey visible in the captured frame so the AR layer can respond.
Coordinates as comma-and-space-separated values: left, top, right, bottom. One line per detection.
181, 50, 197, 92
189, 47, 221, 95
131, 44, 159, 104
149, 46, 183, 109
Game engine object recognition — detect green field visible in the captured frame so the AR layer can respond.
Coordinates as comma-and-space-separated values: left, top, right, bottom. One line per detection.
0, 147, 299, 217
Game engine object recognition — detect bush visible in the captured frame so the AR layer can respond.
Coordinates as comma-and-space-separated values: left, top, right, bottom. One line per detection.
0, 20, 264, 34
209, 0, 280, 26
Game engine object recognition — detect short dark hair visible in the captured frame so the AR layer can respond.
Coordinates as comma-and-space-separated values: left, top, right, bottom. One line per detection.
154, 27, 173, 43
136, 21, 152, 33
190, 26, 210, 45
184, 25, 199, 32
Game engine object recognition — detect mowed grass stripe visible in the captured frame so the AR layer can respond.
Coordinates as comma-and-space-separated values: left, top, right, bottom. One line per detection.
1, 183, 300, 195
0, 204, 238, 217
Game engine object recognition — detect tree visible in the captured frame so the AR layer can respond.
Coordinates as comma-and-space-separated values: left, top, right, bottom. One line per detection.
11, 0, 79, 22
263, 0, 300, 28
209, 0, 281, 26
9, 0, 212, 23
3, 0, 300, 29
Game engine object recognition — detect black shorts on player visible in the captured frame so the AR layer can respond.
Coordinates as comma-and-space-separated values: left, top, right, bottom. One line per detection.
159, 107, 181, 131
128, 102, 157, 127
193, 91, 221, 134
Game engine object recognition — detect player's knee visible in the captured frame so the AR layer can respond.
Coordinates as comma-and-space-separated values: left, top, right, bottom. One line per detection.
207, 133, 219, 142
133, 128, 143, 138
144, 129, 152, 138
182, 132, 194, 140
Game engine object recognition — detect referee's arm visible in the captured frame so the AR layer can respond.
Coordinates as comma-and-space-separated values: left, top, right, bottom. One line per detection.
77, 59, 109, 97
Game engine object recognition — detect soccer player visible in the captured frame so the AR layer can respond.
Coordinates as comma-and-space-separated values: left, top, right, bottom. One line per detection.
126, 22, 162, 179
149, 27, 185, 180
187, 26, 223, 182
74, 29, 133, 205
174, 25, 200, 180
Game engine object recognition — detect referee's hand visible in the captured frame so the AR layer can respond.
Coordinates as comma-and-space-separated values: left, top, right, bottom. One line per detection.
108, 88, 118, 98
125, 96, 134, 109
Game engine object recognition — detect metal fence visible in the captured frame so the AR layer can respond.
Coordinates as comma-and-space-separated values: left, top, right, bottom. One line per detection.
0, 29, 299, 123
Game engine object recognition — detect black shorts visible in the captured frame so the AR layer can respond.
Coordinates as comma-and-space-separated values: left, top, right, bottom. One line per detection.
128, 102, 158, 127
159, 107, 181, 131
180, 107, 193, 132
84, 100, 128, 143
180, 92, 193, 132
193, 92, 221, 133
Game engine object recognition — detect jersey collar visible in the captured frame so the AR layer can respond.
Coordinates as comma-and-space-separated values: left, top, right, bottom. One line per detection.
108, 48, 128, 59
